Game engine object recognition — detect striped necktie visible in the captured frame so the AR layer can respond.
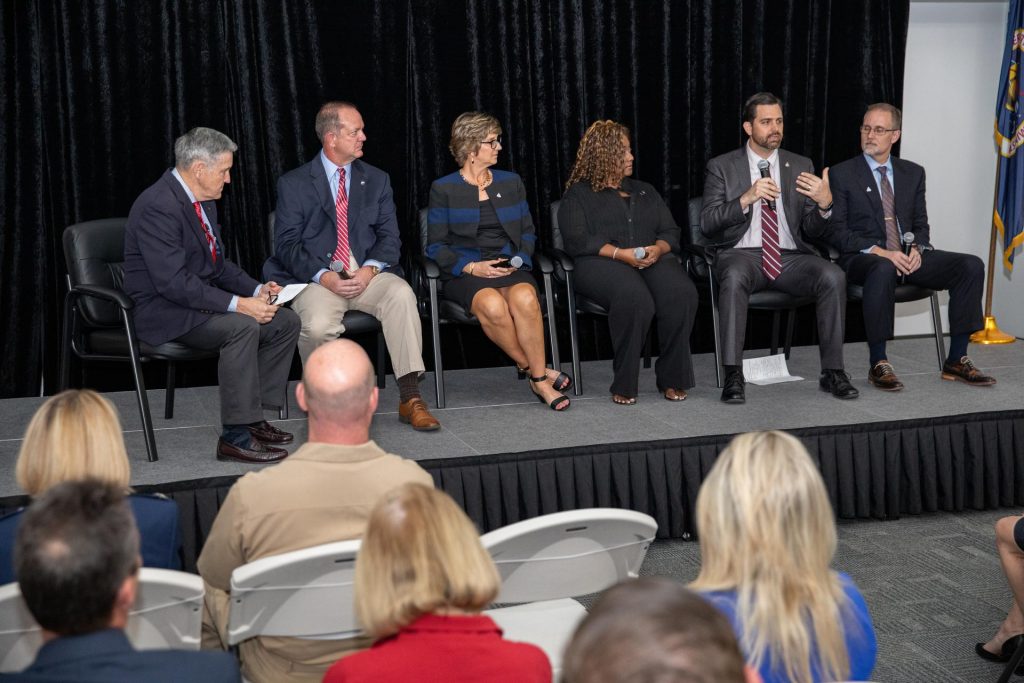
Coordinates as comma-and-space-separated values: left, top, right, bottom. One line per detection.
878, 166, 900, 251
332, 167, 351, 270
761, 196, 782, 280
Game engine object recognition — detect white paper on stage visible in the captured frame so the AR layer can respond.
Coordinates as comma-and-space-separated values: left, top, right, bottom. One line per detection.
743, 354, 802, 385
271, 283, 307, 306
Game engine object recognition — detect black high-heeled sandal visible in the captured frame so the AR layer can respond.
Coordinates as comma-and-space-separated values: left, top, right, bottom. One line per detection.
530, 375, 570, 411
518, 365, 573, 392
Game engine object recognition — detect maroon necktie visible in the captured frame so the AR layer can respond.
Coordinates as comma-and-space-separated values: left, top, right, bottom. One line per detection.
332, 167, 351, 270
192, 202, 217, 263
761, 198, 782, 280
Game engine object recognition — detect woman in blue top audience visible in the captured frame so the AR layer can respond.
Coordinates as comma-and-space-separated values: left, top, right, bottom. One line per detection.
691, 430, 877, 683
427, 111, 570, 411
0, 389, 182, 583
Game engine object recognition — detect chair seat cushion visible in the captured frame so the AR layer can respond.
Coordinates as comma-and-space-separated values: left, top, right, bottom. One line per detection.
439, 300, 479, 325
85, 329, 219, 360
748, 291, 815, 309
848, 283, 935, 303
340, 310, 383, 334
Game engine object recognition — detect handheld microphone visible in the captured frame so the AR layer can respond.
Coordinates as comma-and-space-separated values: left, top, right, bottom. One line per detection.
510, 255, 524, 269
900, 232, 915, 284
330, 259, 351, 280
633, 247, 647, 259
757, 160, 776, 211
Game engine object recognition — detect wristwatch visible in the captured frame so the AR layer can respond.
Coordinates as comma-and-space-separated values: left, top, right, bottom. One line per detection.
369, 265, 381, 277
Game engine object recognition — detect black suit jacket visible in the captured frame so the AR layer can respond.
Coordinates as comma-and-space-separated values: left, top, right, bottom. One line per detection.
700, 146, 828, 252
1, 628, 239, 683
262, 156, 402, 284
827, 154, 932, 255
123, 170, 261, 346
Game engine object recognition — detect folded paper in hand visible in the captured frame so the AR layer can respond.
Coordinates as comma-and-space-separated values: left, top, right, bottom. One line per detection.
270, 283, 307, 306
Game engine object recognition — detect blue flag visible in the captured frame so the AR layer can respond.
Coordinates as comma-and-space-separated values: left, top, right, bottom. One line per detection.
995, 0, 1024, 270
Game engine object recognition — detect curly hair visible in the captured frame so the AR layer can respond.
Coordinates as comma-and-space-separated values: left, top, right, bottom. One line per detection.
564, 120, 631, 192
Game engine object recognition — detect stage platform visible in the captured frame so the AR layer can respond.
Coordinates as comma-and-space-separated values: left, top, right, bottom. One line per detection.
2, 337, 1023, 571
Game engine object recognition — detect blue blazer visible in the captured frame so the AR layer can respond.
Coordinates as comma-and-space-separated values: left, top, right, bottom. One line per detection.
263, 156, 403, 283
0, 494, 182, 584
1, 628, 239, 682
123, 170, 261, 346
827, 154, 932, 256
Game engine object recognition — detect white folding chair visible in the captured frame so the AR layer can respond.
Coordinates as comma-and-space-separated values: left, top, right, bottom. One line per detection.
226, 539, 361, 646
0, 568, 204, 673
481, 508, 658, 679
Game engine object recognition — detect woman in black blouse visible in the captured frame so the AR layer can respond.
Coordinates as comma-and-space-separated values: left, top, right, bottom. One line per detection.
427, 112, 570, 410
559, 120, 697, 405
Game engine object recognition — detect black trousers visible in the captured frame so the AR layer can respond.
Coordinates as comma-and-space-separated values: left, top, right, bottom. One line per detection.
176, 307, 301, 425
839, 249, 985, 344
573, 255, 698, 398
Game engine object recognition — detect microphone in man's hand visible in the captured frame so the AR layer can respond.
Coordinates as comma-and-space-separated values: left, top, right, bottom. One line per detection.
757, 160, 776, 211
330, 260, 351, 280
900, 232, 915, 284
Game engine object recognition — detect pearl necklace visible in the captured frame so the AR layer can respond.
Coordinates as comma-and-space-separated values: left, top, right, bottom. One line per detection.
460, 169, 493, 189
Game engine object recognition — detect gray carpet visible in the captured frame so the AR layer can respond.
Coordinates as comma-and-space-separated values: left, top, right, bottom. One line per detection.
637, 508, 1021, 683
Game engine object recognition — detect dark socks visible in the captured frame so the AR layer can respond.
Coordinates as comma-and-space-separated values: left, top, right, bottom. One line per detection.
948, 334, 969, 364
868, 342, 887, 367
221, 425, 252, 448
398, 372, 420, 403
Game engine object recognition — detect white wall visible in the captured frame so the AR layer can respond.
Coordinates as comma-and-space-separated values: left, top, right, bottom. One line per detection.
897, 0, 1023, 337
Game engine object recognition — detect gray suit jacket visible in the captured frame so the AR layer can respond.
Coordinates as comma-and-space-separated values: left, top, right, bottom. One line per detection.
699, 146, 828, 252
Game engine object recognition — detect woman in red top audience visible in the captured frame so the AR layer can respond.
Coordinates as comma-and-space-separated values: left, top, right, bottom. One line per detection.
322, 483, 550, 683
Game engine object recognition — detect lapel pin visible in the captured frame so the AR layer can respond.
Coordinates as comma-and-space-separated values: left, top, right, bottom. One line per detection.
496, 192, 502, 198
360, 180, 366, 186
784, 162, 790, 168
866, 187, 872, 193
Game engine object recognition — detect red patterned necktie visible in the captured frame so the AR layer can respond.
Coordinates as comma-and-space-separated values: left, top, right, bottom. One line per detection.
878, 166, 900, 251
192, 202, 217, 263
761, 196, 782, 281
332, 167, 351, 270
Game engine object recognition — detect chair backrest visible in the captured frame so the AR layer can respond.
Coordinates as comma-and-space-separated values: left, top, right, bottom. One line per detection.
267, 211, 277, 257
62, 218, 130, 327
0, 568, 205, 673
418, 208, 430, 256
481, 508, 657, 604
683, 197, 710, 279
550, 200, 564, 250
227, 539, 361, 646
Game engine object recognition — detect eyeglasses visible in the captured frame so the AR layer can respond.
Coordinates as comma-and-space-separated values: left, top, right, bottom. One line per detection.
480, 137, 502, 149
860, 125, 898, 136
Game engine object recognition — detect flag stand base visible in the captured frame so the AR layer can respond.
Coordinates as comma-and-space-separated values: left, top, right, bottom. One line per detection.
970, 316, 1017, 344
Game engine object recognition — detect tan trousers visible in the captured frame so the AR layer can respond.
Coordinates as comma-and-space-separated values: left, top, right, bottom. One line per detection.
290, 274, 425, 378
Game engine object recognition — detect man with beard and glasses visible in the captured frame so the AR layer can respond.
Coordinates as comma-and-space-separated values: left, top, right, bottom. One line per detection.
700, 92, 856, 405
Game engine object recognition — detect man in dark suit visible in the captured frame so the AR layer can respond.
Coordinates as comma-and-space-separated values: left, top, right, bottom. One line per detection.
701, 92, 857, 404
123, 127, 300, 463
263, 101, 439, 431
4, 479, 239, 683
829, 103, 994, 390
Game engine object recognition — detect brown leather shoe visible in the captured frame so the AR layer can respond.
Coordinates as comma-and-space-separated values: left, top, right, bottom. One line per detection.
868, 361, 904, 391
398, 397, 441, 431
942, 356, 997, 386
216, 438, 289, 463
248, 420, 294, 444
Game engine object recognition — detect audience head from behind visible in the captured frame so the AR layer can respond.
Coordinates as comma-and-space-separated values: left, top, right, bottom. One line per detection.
16, 389, 130, 496
354, 482, 499, 637
562, 577, 761, 683
691, 430, 871, 683
15, 479, 139, 638
296, 338, 378, 443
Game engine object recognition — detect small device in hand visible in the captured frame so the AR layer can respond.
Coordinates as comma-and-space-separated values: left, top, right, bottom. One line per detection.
330, 260, 351, 280
492, 258, 512, 269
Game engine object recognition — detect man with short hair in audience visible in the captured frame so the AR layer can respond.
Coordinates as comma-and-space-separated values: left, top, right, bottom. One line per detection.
197, 339, 434, 683
6, 479, 239, 683
562, 577, 762, 683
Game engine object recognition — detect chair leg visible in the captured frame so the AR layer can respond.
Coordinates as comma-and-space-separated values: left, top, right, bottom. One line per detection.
428, 279, 445, 409
122, 313, 158, 462
929, 292, 946, 370
165, 362, 176, 419
708, 276, 723, 388
784, 309, 798, 359
997, 636, 1024, 683
770, 311, 781, 356
543, 273, 561, 370
566, 273, 583, 396
60, 295, 76, 390
375, 331, 387, 389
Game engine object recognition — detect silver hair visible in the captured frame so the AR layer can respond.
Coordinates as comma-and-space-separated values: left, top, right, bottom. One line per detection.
174, 127, 238, 170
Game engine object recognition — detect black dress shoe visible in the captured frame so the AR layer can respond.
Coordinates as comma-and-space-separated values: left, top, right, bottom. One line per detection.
819, 369, 859, 400
248, 420, 294, 444
217, 438, 289, 464
720, 369, 746, 404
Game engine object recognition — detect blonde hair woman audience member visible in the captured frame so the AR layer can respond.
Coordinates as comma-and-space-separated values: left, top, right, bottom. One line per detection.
691, 431, 877, 683
426, 111, 571, 410
322, 483, 550, 682
0, 390, 182, 582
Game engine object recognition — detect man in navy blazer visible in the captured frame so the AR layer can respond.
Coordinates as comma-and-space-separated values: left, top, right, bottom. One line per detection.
829, 103, 994, 391
3, 479, 239, 683
123, 127, 301, 463
263, 101, 439, 431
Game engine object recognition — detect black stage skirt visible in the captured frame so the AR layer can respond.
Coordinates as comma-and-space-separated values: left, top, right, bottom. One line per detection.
442, 270, 538, 310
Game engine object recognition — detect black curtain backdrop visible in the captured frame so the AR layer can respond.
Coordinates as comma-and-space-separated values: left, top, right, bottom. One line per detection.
1, 0, 909, 398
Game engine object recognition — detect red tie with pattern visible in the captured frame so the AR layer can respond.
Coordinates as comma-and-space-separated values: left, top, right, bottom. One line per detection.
760, 194, 782, 281
192, 202, 217, 263
332, 167, 351, 270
